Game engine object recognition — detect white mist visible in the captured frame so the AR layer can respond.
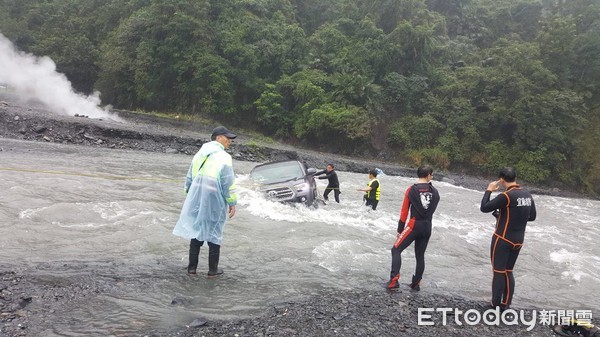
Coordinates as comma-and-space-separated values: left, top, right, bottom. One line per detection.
0, 33, 119, 120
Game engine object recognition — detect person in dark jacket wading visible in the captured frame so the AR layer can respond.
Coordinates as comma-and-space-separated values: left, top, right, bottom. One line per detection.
315, 163, 341, 203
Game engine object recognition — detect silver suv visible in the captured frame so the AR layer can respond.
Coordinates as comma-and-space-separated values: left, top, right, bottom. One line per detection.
249, 160, 319, 205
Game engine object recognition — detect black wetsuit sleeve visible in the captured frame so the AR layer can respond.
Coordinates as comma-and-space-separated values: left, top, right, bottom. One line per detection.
428, 185, 440, 216
528, 198, 537, 221
314, 170, 326, 176
318, 171, 333, 180
480, 191, 508, 213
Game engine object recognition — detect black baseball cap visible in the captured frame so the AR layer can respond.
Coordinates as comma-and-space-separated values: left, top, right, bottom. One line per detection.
211, 126, 237, 139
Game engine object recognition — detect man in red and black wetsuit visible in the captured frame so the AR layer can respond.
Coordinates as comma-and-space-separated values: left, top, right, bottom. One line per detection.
387, 165, 440, 290
480, 167, 536, 310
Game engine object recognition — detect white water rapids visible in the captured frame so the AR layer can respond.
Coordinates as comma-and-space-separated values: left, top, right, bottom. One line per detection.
1, 138, 598, 336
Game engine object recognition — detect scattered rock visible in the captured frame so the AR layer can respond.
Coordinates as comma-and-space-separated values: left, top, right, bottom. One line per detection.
188, 318, 208, 328
170, 297, 192, 306
18, 297, 32, 309
33, 126, 47, 133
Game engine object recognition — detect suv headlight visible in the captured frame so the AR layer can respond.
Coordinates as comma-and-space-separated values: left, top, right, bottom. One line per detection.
294, 182, 308, 191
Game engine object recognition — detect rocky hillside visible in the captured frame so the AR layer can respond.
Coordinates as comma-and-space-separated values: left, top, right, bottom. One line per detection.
0, 97, 585, 198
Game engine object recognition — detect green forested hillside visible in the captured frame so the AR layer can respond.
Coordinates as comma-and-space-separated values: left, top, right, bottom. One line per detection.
1, 0, 599, 194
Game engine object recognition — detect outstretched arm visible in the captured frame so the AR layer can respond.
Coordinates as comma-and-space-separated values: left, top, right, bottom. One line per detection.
318, 171, 333, 180
314, 169, 326, 176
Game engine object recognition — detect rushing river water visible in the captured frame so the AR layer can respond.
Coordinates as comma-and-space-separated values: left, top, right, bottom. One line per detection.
1, 138, 599, 336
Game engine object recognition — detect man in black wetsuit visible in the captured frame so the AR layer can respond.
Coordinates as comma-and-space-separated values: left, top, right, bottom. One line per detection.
480, 167, 536, 310
315, 164, 340, 203
387, 165, 440, 290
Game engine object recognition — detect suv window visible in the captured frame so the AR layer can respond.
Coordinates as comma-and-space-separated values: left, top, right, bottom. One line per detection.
250, 161, 304, 184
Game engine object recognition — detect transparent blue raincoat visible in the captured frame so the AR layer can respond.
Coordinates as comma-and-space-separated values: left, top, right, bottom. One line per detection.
173, 141, 237, 244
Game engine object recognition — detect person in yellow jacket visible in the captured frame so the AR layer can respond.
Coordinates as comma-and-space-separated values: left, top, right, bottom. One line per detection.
357, 169, 380, 210
173, 126, 238, 277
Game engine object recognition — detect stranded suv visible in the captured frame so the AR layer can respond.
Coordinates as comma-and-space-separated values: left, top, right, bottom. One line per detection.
249, 160, 319, 206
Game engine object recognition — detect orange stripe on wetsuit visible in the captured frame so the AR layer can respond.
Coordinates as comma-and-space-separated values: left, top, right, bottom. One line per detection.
490, 189, 521, 262
394, 187, 414, 248
394, 218, 415, 248
493, 233, 523, 248
501, 191, 512, 238
503, 272, 511, 306
399, 186, 411, 222
490, 267, 512, 307
482, 184, 536, 308
491, 191, 512, 307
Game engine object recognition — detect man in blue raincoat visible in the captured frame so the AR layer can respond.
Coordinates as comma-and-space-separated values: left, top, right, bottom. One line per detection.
173, 126, 238, 277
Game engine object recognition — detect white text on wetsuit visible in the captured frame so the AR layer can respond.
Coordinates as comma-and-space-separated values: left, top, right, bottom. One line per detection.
516, 197, 532, 207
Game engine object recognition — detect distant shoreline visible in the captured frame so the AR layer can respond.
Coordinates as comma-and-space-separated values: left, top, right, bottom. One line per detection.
0, 95, 593, 201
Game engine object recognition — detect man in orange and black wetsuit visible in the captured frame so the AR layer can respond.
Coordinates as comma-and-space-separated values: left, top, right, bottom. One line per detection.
480, 167, 536, 310
387, 165, 440, 290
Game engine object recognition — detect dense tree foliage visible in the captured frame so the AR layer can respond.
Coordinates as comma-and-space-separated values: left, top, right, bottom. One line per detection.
1, 0, 599, 195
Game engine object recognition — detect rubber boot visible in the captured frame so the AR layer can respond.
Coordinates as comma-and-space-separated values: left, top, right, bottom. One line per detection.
387, 274, 400, 290
409, 275, 421, 291
207, 244, 223, 278
187, 240, 201, 275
